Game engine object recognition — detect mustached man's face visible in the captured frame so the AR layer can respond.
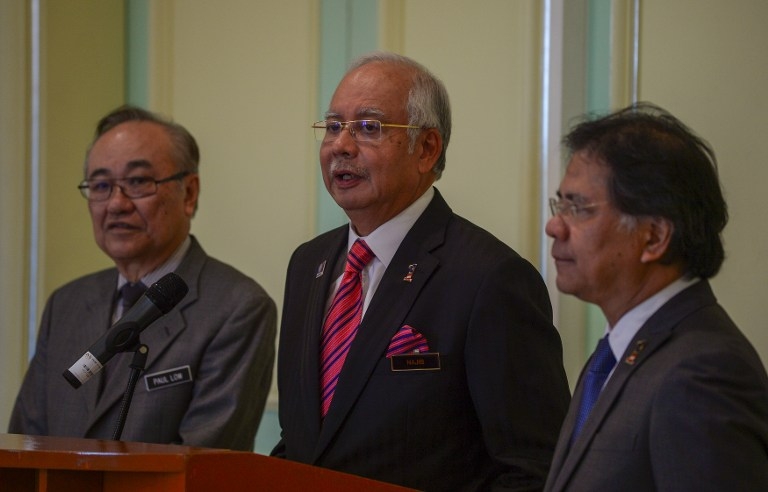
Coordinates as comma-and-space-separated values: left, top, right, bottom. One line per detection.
320, 62, 438, 236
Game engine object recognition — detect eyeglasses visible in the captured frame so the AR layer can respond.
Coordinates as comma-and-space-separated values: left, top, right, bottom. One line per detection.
549, 197, 605, 220
312, 119, 421, 143
78, 171, 190, 201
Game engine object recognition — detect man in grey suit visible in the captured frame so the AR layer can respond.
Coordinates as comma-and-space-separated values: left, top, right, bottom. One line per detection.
544, 102, 768, 491
9, 106, 277, 450
272, 51, 570, 491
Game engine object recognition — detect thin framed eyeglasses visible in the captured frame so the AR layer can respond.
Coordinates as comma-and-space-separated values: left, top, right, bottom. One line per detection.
312, 119, 421, 143
78, 171, 190, 201
549, 197, 605, 220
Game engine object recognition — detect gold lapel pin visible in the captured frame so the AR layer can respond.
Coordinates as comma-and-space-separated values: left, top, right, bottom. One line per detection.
624, 339, 647, 365
403, 264, 417, 282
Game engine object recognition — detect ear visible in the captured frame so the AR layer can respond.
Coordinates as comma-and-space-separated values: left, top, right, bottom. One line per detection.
416, 128, 442, 174
640, 217, 674, 263
183, 173, 200, 217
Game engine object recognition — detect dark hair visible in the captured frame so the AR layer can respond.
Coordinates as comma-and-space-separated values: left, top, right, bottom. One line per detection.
563, 102, 728, 278
84, 105, 200, 176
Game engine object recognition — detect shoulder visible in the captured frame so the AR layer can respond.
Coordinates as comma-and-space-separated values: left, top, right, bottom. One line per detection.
288, 226, 346, 267
197, 255, 274, 306
180, 243, 275, 310
648, 303, 768, 396
441, 213, 539, 278
48, 267, 116, 299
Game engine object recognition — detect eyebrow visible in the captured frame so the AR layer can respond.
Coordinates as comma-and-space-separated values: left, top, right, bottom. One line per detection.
88, 159, 153, 179
324, 108, 386, 120
558, 191, 591, 203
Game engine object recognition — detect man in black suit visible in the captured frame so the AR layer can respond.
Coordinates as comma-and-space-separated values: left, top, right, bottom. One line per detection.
272, 51, 570, 491
544, 103, 768, 491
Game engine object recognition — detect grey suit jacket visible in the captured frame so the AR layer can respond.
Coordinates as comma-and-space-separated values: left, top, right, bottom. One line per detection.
545, 280, 768, 491
274, 189, 571, 491
9, 236, 277, 451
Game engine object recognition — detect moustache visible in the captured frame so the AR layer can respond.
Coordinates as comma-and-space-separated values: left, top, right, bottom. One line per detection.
329, 160, 370, 179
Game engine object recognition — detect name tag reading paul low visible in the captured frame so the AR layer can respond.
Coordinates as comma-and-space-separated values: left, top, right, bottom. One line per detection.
390, 352, 441, 372
144, 365, 193, 391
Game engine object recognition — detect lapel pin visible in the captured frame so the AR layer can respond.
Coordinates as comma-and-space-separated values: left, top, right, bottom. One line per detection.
624, 339, 647, 365
315, 260, 326, 278
403, 264, 417, 282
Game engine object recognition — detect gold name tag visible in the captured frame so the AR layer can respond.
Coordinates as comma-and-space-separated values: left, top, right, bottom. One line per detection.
390, 352, 441, 371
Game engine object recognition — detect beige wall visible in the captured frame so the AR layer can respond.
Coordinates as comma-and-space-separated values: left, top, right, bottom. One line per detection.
1, 0, 30, 429
1, 0, 122, 430
400, 0, 543, 261
639, 0, 768, 363
148, 1, 318, 406
41, 1, 123, 291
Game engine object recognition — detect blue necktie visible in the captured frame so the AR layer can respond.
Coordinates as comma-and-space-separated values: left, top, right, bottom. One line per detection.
571, 335, 616, 442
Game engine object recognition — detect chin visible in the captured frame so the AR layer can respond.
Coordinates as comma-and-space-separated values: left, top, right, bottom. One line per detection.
555, 278, 580, 297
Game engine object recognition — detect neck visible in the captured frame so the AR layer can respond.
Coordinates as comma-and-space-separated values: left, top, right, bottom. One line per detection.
601, 266, 684, 327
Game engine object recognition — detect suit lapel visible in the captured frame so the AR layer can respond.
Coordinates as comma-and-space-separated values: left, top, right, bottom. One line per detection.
551, 332, 672, 489
300, 231, 349, 443
80, 273, 119, 425
86, 238, 208, 428
314, 190, 451, 459
549, 281, 717, 490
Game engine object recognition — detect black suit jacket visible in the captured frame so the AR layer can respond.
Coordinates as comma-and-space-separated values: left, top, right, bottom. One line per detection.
545, 280, 768, 491
274, 189, 570, 491
10, 237, 277, 450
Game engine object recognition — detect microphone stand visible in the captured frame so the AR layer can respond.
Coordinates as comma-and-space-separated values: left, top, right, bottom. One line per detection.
111, 342, 149, 441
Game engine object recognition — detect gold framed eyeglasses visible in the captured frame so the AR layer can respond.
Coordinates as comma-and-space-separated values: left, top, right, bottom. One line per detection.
312, 119, 422, 142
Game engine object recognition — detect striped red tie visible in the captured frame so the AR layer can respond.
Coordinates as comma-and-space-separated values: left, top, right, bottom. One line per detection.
320, 239, 375, 418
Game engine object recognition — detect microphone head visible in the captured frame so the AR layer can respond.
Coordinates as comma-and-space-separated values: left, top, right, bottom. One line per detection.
145, 272, 189, 313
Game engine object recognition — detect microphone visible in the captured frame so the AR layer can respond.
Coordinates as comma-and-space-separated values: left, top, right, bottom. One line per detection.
63, 272, 189, 389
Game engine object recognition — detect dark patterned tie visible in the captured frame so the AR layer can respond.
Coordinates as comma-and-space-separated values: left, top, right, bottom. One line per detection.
571, 334, 616, 442
98, 281, 147, 400
121, 281, 147, 310
319, 240, 375, 418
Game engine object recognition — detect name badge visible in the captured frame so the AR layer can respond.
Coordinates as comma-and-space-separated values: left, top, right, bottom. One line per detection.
144, 365, 193, 391
390, 352, 441, 371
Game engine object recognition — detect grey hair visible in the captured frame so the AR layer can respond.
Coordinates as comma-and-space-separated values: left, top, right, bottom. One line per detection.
83, 105, 200, 178
347, 52, 451, 179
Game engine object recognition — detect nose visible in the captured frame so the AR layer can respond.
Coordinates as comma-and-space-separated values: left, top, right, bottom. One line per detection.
328, 124, 358, 157
545, 214, 567, 240
105, 184, 135, 213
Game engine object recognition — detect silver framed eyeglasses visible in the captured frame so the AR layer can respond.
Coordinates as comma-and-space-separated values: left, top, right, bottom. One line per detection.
312, 119, 421, 142
78, 171, 190, 201
549, 197, 605, 220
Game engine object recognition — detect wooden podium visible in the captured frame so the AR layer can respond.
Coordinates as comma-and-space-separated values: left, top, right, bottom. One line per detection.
0, 434, 416, 492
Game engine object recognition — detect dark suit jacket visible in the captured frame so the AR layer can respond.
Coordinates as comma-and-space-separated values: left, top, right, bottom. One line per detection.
273, 189, 570, 491
9, 236, 277, 451
544, 280, 768, 491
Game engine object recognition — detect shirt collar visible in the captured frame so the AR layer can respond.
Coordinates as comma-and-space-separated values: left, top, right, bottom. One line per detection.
347, 187, 434, 267
607, 276, 700, 359
117, 236, 191, 290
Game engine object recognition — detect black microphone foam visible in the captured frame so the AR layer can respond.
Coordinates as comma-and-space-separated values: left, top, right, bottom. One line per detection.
62, 272, 189, 389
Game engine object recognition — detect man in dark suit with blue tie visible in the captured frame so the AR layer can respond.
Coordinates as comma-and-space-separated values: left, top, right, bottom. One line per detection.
543, 103, 768, 491
272, 51, 571, 491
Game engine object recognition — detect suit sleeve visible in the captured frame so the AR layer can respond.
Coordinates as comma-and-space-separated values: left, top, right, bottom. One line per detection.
465, 254, 571, 491
176, 285, 277, 451
651, 350, 768, 490
8, 295, 56, 435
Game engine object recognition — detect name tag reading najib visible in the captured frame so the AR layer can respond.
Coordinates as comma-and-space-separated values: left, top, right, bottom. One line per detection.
390, 352, 441, 371
144, 365, 193, 391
